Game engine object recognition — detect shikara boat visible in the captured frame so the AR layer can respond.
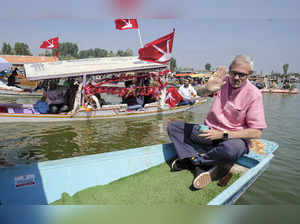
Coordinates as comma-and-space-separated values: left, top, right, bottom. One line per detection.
0, 139, 278, 205
0, 56, 207, 123
0, 99, 206, 123
261, 88, 299, 94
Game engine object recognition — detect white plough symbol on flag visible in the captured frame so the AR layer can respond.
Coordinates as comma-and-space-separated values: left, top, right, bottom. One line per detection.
166, 92, 175, 101
121, 19, 133, 29
47, 40, 55, 48
153, 40, 171, 63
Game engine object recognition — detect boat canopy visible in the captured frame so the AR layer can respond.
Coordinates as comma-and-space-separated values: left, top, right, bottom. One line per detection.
24, 56, 167, 81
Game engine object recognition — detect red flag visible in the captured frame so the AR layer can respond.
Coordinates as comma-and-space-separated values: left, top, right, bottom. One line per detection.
40, 37, 59, 49
115, 19, 138, 30
138, 29, 175, 64
165, 87, 183, 107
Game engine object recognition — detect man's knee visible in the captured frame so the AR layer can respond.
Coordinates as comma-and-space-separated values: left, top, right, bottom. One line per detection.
167, 120, 183, 135
218, 139, 247, 162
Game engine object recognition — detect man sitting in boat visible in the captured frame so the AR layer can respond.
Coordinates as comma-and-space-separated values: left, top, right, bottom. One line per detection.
44, 80, 69, 114
177, 79, 197, 106
7, 68, 19, 87
282, 77, 291, 90
167, 55, 267, 190
122, 80, 143, 110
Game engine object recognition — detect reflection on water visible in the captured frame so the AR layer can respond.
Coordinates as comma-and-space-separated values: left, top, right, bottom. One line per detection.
0, 103, 207, 165
1, 88, 300, 204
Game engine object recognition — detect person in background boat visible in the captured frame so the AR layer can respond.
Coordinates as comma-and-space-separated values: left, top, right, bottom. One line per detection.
143, 78, 157, 106
167, 55, 267, 190
34, 80, 48, 92
44, 80, 69, 114
263, 76, 268, 89
271, 80, 279, 89
33, 95, 49, 114
84, 93, 106, 110
282, 76, 291, 90
64, 78, 79, 112
7, 68, 20, 87
122, 80, 143, 110
134, 77, 145, 107
177, 79, 197, 106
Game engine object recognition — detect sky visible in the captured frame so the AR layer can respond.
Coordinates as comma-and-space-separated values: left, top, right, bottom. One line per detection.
0, 0, 300, 73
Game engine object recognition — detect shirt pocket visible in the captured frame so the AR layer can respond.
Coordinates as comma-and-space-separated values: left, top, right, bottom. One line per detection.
223, 102, 246, 124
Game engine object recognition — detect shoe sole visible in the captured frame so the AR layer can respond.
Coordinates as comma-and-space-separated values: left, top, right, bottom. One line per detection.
193, 166, 217, 189
171, 159, 178, 170
171, 159, 181, 171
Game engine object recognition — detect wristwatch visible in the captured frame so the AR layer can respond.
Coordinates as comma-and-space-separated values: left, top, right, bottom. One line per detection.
223, 131, 229, 140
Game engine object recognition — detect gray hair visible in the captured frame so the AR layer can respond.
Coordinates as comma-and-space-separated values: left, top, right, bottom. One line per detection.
230, 55, 254, 73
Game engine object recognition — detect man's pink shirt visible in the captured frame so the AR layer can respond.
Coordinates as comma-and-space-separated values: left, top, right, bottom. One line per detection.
205, 76, 267, 131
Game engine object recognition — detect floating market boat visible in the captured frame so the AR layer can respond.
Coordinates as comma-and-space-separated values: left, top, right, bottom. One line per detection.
0, 56, 206, 123
261, 88, 299, 94
0, 139, 278, 205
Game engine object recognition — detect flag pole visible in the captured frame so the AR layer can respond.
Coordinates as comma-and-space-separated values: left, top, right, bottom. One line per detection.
137, 28, 144, 48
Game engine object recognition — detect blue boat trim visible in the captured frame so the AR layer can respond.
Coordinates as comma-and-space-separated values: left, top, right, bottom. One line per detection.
0, 140, 278, 205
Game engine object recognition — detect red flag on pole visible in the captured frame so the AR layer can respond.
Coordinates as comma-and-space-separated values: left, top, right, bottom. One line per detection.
40, 37, 59, 49
165, 87, 183, 107
115, 19, 138, 30
138, 29, 175, 64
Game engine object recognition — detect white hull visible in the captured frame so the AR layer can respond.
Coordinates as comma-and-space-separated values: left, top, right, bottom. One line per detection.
0, 99, 207, 123
0, 89, 43, 97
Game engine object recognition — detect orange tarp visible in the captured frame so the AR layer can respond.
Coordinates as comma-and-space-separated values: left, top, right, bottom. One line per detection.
0, 55, 58, 64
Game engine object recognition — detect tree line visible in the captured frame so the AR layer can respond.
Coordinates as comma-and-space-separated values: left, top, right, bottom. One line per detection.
0, 42, 134, 60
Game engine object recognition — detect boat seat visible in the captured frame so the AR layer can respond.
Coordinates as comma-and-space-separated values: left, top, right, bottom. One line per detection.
144, 102, 159, 108
7, 108, 15, 114
8, 107, 37, 114
102, 104, 128, 110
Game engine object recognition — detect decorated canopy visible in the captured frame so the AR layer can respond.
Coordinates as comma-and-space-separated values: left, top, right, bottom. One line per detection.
24, 56, 167, 81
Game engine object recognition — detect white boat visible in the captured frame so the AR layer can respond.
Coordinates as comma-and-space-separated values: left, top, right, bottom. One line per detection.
0, 56, 207, 123
0, 99, 206, 123
261, 88, 299, 94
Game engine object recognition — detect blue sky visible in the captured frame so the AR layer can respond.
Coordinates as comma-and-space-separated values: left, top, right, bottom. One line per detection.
1, 0, 300, 73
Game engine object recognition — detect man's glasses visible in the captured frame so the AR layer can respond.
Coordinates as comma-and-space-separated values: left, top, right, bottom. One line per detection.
229, 71, 249, 78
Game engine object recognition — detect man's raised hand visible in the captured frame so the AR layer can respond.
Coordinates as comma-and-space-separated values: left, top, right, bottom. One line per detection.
206, 67, 227, 92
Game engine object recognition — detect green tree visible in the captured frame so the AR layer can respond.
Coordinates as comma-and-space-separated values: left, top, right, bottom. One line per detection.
78, 50, 89, 59
94, 48, 108, 57
108, 51, 115, 57
283, 64, 289, 75
116, 50, 125, 56
1, 42, 13, 55
14, 42, 31, 55
124, 48, 133, 56
170, 57, 177, 72
54, 42, 79, 58
205, 63, 211, 71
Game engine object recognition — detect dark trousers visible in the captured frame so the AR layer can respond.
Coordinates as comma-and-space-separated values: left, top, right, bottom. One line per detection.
167, 121, 248, 166
49, 104, 69, 114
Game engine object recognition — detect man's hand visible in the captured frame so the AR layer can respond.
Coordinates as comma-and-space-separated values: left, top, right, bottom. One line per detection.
206, 67, 227, 92
199, 130, 224, 140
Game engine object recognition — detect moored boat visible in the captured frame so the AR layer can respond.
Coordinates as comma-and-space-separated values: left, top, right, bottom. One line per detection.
0, 56, 208, 123
261, 88, 299, 94
0, 99, 206, 123
0, 139, 278, 205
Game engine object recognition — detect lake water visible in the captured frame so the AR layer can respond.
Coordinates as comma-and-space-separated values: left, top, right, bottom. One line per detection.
0, 88, 300, 204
